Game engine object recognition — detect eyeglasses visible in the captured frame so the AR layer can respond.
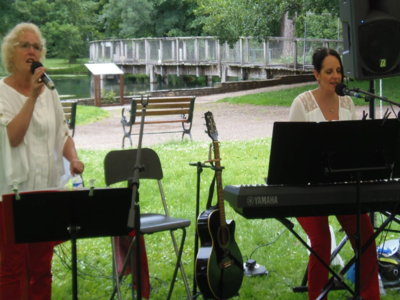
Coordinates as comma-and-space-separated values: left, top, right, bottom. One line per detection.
13, 41, 43, 52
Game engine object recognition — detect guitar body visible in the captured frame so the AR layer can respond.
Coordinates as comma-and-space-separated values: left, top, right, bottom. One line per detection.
196, 207, 244, 299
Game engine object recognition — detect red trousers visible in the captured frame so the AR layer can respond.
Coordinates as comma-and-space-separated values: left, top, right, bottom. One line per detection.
297, 214, 380, 300
0, 210, 54, 300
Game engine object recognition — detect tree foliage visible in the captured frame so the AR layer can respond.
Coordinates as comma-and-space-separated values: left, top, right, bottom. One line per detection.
194, 0, 340, 45
1, 0, 100, 63
152, 0, 202, 37
101, 0, 154, 38
294, 12, 341, 39
0, 0, 339, 61
100, 0, 202, 38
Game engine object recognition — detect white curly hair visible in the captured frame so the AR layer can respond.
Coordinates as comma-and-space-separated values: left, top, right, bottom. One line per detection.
1, 23, 47, 74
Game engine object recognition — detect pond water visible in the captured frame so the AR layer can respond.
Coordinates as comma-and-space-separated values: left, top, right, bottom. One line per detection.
53, 75, 211, 100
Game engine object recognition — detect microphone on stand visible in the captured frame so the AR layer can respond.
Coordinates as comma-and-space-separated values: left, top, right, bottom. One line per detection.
30, 61, 55, 90
335, 83, 362, 98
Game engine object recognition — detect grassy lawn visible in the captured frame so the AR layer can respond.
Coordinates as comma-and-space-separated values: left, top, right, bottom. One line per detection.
43, 58, 89, 69
50, 141, 400, 299
219, 77, 400, 107
56, 82, 400, 299
0, 58, 90, 76
74, 105, 110, 126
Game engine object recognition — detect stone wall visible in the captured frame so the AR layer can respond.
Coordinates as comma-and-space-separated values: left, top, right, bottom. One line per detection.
75, 73, 316, 106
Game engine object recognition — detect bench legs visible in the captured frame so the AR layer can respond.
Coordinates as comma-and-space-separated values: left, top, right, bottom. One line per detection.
122, 122, 192, 148
121, 123, 133, 148
122, 134, 133, 148
181, 122, 193, 141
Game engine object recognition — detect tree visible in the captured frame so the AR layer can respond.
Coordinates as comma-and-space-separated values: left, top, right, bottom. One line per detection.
101, 0, 154, 38
100, 0, 201, 39
294, 12, 340, 40
193, 0, 339, 45
0, 1, 20, 37
152, 0, 202, 37
7, 0, 100, 62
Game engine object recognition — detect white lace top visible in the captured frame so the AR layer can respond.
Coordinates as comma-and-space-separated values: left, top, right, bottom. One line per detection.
0, 78, 70, 198
289, 90, 357, 122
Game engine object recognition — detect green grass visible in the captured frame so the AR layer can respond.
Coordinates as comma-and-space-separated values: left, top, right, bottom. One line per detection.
43, 58, 89, 69
43, 58, 90, 75
50, 140, 400, 299
218, 77, 400, 107
75, 105, 110, 126
0, 58, 90, 76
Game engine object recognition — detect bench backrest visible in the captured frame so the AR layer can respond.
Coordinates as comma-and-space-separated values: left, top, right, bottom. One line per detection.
129, 96, 195, 123
61, 100, 77, 135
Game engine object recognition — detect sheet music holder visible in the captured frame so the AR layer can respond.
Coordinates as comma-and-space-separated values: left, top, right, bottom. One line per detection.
2, 187, 133, 300
267, 119, 400, 185
266, 118, 400, 299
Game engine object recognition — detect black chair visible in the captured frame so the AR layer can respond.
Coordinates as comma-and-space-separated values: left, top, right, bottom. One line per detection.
104, 148, 191, 299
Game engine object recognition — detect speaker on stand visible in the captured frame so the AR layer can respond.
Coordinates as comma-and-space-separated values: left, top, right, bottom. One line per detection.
340, 0, 400, 117
340, 1, 400, 289
340, 0, 400, 81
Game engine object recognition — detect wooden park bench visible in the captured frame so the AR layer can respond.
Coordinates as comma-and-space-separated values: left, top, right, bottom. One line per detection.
121, 96, 196, 148
61, 100, 77, 137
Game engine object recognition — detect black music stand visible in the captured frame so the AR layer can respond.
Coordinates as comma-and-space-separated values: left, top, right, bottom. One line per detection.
267, 119, 400, 299
268, 119, 400, 185
2, 187, 133, 300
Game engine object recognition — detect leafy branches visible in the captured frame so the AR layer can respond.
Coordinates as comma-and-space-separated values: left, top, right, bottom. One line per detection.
0, 0, 340, 61
194, 0, 340, 45
10, 0, 99, 63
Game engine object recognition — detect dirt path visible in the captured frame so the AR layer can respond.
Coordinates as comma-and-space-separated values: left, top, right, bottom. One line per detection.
72, 81, 386, 150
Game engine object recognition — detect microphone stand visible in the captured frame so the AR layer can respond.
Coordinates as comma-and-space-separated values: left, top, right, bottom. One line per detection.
127, 95, 149, 300
355, 82, 400, 111
366, 80, 376, 120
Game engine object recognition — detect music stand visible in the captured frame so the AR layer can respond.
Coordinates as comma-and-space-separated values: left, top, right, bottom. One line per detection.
267, 119, 400, 185
267, 119, 400, 299
2, 187, 133, 300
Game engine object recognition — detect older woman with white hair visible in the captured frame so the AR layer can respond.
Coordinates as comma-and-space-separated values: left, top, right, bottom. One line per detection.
0, 22, 84, 299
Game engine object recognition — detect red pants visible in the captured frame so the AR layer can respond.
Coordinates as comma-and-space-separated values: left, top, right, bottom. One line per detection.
297, 214, 380, 300
0, 212, 54, 300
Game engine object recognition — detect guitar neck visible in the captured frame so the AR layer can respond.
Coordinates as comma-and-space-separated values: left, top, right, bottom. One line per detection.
213, 141, 226, 226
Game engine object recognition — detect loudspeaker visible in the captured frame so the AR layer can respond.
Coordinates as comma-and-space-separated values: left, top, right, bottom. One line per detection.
340, 0, 400, 80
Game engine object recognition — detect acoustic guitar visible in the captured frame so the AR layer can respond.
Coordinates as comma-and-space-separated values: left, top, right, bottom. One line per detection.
195, 111, 244, 299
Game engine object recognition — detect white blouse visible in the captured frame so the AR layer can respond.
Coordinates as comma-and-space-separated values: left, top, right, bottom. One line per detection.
289, 90, 357, 122
0, 78, 70, 197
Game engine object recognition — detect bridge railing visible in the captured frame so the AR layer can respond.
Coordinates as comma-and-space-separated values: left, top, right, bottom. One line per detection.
90, 36, 343, 69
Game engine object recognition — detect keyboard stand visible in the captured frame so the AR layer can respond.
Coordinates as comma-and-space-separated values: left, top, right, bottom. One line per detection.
318, 204, 400, 299
276, 218, 355, 295
277, 202, 400, 299
293, 235, 349, 293
264, 119, 400, 299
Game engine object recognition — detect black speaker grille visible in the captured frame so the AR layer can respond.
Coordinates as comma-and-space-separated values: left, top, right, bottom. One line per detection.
362, 64, 400, 78
359, 20, 400, 74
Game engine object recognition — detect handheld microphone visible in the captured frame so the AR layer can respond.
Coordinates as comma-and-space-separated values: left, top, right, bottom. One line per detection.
30, 61, 55, 90
335, 83, 362, 98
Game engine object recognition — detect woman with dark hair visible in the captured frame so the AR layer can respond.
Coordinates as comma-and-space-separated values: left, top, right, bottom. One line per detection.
0, 22, 84, 299
289, 47, 380, 300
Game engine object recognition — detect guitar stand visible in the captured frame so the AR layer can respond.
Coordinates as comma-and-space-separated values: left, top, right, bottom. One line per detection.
189, 161, 213, 299
189, 161, 230, 299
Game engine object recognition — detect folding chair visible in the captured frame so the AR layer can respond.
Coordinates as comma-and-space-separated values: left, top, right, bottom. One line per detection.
104, 148, 191, 299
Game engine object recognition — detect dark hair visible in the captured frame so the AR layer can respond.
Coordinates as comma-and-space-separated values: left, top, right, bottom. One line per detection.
312, 47, 344, 83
